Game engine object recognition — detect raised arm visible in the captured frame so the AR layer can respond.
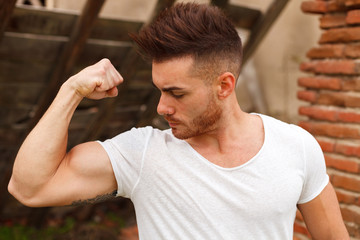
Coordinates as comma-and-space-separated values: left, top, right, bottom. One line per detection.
8, 58, 122, 207
298, 182, 349, 239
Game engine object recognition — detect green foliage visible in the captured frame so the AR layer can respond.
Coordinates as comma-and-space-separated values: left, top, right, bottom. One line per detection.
0, 217, 75, 240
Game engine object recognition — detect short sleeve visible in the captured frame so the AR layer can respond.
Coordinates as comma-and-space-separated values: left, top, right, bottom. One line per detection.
297, 127, 329, 204
97, 127, 153, 198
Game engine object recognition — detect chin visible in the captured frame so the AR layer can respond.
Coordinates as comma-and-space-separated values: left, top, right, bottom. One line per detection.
171, 127, 201, 140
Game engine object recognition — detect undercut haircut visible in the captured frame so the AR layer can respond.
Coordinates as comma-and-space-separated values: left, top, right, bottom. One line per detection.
130, 3, 243, 82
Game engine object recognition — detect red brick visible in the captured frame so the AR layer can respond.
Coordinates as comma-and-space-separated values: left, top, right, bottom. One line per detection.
342, 77, 360, 91
338, 111, 360, 123
325, 154, 360, 173
336, 141, 360, 157
302, 1, 346, 13
344, 43, 360, 58
301, 106, 360, 123
297, 76, 342, 90
297, 90, 318, 103
293, 220, 310, 237
316, 91, 346, 106
316, 91, 360, 108
299, 121, 360, 139
346, 0, 360, 8
306, 44, 345, 59
296, 210, 304, 221
300, 60, 359, 75
316, 137, 336, 152
301, 1, 329, 13
331, 173, 360, 192
344, 93, 360, 107
299, 105, 337, 121
320, 27, 360, 43
320, 13, 347, 29
340, 206, 360, 225
345, 223, 360, 239
292, 235, 302, 240
335, 189, 360, 206
347, 10, 360, 24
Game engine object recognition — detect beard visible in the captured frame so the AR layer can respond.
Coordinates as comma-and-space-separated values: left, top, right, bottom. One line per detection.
170, 94, 222, 140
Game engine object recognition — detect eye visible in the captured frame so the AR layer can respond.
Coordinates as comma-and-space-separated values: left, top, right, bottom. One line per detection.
170, 92, 184, 99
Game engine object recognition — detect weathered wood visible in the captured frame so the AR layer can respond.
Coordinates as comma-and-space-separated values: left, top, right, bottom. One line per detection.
226, 5, 262, 30
0, 0, 16, 42
0, 34, 132, 84
242, 0, 290, 64
211, 0, 229, 9
30, 0, 106, 127
7, 6, 143, 41
0, 83, 43, 107
0, 32, 67, 64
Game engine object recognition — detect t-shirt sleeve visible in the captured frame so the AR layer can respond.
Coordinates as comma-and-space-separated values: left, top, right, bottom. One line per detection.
297, 127, 329, 204
97, 127, 152, 198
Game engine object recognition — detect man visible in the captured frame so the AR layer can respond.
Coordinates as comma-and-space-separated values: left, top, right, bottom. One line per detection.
8, 3, 349, 239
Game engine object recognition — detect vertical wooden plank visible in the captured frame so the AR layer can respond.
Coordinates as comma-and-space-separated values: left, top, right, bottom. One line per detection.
30, 0, 106, 127
0, 0, 18, 214
0, 0, 17, 42
242, 0, 289, 65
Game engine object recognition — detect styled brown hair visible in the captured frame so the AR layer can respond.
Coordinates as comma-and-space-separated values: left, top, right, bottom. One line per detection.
130, 3, 243, 80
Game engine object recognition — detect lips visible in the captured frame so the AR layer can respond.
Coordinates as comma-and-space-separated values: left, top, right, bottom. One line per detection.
164, 117, 180, 127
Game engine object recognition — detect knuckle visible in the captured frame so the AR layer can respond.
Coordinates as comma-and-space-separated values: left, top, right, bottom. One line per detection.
101, 58, 110, 63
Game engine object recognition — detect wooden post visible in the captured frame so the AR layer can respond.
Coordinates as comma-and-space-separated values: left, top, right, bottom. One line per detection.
0, 0, 17, 42
243, 0, 289, 65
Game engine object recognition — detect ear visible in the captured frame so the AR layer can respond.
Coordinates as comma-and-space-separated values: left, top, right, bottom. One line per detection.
216, 72, 236, 100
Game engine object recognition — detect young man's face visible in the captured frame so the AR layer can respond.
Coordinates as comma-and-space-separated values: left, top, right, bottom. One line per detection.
152, 56, 222, 139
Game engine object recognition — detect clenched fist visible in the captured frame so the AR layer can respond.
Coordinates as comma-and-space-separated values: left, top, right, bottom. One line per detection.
67, 58, 123, 100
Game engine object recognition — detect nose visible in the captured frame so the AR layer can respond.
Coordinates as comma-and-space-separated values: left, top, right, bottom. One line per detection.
157, 94, 175, 116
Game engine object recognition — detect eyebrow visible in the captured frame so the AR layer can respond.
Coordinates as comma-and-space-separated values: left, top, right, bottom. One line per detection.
151, 81, 185, 92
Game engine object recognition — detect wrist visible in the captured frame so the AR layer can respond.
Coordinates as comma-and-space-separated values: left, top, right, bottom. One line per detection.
61, 78, 85, 102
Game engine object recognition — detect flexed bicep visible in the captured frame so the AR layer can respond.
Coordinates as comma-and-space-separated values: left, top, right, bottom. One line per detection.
28, 141, 117, 207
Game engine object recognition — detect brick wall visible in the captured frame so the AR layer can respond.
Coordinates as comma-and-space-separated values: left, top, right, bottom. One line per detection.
296, 0, 360, 239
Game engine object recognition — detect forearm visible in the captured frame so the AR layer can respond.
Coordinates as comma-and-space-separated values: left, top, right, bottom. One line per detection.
9, 81, 83, 200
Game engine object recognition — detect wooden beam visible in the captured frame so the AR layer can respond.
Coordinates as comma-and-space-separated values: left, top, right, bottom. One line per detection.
0, 0, 16, 42
7, 6, 143, 41
242, 0, 290, 65
210, 0, 228, 9
30, 0, 106, 128
226, 5, 262, 30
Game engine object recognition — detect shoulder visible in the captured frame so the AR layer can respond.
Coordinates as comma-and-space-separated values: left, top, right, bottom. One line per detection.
259, 114, 313, 137
257, 114, 320, 149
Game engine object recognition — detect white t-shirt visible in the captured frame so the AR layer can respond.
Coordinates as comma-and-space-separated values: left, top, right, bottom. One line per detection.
98, 114, 329, 239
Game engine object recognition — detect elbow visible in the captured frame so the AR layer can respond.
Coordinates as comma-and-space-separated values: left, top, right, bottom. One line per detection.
8, 177, 43, 207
